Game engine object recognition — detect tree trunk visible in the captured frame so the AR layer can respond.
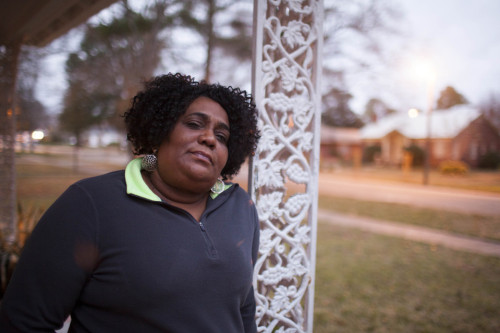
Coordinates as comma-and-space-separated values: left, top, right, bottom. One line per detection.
204, 0, 216, 83
72, 134, 82, 174
0, 43, 21, 244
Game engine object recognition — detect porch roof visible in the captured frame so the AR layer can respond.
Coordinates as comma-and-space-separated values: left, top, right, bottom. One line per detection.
0, 0, 118, 47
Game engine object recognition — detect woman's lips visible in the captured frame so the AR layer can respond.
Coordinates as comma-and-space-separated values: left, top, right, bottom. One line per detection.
191, 151, 212, 164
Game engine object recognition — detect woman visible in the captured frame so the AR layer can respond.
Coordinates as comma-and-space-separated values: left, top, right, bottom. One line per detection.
0, 73, 260, 332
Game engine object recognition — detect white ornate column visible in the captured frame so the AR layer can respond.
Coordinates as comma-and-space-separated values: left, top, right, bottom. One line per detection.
250, 0, 324, 332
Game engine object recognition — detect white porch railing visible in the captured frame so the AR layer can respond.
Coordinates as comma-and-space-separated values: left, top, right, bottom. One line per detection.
250, 0, 324, 332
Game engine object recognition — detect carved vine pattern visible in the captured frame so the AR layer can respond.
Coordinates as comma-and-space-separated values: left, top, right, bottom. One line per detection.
252, 0, 322, 332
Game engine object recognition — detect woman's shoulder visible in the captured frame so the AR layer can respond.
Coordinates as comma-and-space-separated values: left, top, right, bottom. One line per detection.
225, 182, 251, 197
71, 170, 126, 194
224, 183, 257, 208
77, 169, 124, 183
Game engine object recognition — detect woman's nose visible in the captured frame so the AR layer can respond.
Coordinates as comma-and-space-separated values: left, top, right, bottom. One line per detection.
199, 130, 216, 147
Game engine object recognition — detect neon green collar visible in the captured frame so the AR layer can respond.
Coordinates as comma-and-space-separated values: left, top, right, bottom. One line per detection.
125, 158, 161, 201
125, 157, 232, 201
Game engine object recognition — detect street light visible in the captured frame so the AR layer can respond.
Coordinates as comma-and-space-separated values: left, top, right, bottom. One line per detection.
409, 59, 436, 185
422, 66, 436, 185
31, 130, 44, 141
408, 108, 419, 118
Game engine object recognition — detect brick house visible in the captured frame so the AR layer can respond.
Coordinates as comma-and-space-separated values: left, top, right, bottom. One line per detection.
454, 114, 500, 167
320, 126, 362, 169
360, 105, 500, 167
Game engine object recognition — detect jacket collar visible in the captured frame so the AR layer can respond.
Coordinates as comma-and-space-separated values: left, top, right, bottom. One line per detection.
125, 157, 232, 201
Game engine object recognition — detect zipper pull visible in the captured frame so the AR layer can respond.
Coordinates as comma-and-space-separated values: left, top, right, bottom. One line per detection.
199, 221, 206, 231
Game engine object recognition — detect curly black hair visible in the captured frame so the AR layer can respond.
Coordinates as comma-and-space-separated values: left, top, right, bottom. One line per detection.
123, 73, 260, 179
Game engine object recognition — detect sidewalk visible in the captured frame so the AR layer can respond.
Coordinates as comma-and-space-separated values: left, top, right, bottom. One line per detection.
318, 209, 500, 258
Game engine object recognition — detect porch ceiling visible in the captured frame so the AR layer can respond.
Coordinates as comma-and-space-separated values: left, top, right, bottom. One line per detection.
0, 0, 118, 47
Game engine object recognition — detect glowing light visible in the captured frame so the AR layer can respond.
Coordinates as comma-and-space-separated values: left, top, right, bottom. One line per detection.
31, 130, 44, 141
408, 108, 419, 118
409, 58, 436, 83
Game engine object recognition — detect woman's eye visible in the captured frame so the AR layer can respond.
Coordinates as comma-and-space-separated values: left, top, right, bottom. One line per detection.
216, 133, 228, 143
186, 121, 202, 129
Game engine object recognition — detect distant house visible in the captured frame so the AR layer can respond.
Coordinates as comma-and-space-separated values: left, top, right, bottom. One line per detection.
360, 104, 500, 167
320, 125, 362, 168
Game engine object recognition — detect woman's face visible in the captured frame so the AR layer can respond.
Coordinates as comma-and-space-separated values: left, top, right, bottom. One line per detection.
156, 96, 230, 193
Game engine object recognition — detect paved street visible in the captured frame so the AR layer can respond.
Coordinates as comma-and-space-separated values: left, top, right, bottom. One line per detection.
317, 173, 500, 217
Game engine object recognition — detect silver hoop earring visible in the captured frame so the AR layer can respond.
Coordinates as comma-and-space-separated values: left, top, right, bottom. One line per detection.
141, 154, 157, 172
210, 177, 225, 194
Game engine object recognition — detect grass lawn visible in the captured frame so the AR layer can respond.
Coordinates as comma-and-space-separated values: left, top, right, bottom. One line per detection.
16, 163, 90, 210
314, 222, 500, 332
318, 196, 500, 242
15, 149, 126, 211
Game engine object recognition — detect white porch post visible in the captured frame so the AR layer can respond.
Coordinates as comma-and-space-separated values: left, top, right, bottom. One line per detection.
250, 0, 324, 332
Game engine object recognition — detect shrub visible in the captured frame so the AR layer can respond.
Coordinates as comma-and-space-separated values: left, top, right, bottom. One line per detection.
362, 145, 381, 163
439, 160, 469, 175
477, 151, 500, 170
404, 145, 425, 167
0, 204, 43, 299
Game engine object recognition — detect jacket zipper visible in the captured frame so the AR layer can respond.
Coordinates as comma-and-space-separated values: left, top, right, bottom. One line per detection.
199, 221, 218, 259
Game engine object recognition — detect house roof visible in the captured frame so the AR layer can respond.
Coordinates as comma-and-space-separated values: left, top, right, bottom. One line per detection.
321, 126, 361, 144
361, 104, 481, 140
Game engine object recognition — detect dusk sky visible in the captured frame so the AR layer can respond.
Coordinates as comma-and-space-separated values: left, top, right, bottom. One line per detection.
356, 0, 500, 113
36, 0, 500, 116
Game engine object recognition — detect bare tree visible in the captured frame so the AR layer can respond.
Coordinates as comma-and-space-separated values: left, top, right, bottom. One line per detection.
436, 86, 468, 110
16, 47, 50, 139
322, 88, 364, 128
362, 97, 397, 123
66, 1, 172, 130
173, 0, 253, 83
321, 0, 402, 118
